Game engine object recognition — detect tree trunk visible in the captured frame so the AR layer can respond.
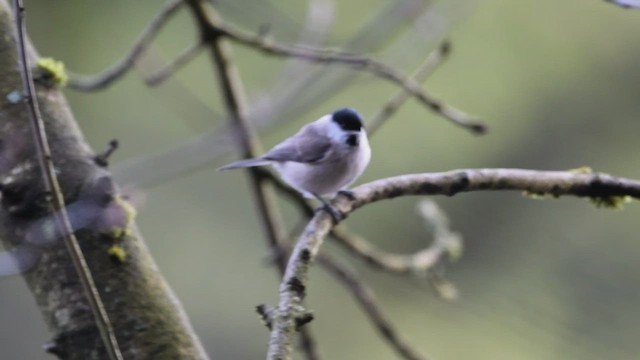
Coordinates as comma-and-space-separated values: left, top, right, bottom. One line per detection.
0, 2, 209, 359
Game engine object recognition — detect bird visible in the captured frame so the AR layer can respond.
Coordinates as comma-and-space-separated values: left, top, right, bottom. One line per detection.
218, 108, 371, 220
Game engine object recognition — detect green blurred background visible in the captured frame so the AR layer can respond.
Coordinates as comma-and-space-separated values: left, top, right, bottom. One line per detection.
2, 0, 640, 359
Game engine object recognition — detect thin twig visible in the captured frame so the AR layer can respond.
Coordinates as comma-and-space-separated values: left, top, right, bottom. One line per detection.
183, 0, 286, 271
67, 0, 183, 91
11, 1, 122, 359
183, 1, 320, 359
415, 199, 461, 300
315, 254, 430, 360
93, 139, 119, 167
111, 2, 452, 190
215, 23, 485, 134
274, 0, 335, 84
265, 167, 431, 359
261, 168, 458, 278
330, 227, 445, 276
332, 200, 461, 280
266, 165, 461, 299
367, 40, 451, 135
281, 220, 432, 360
267, 168, 640, 357
144, 41, 205, 86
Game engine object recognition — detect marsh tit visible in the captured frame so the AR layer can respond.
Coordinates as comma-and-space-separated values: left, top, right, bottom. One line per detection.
219, 108, 371, 219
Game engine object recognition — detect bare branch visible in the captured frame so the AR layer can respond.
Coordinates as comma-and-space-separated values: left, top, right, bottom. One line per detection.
183, 1, 321, 359
367, 41, 451, 135
67, 0, 183, 91
261, 170, 435, 358
316, 254, 430, 360
110, 2, 453, 190
144, 41, 205, 86
268, 173, 432, 360
347, 169, 640, 205
262, 166, 462, 295
256, 304, 275, 330
274, 0, 335, 86
262, 167, 462, 282
267, 168, 640, 358
415, 200, 461, 300
329, 226, 456, 277
183, 0, 287, 263
216, 24, 485, 134
11, 1, 123, 359
93, 139, 119, 168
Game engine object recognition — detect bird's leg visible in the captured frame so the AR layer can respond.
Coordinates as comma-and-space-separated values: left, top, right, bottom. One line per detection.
312, 193, 345, 222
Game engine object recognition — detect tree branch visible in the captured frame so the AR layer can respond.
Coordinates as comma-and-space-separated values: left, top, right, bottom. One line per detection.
367, 41, 451, 135
67, 0, 483, 134
183, 1, 320, 359
110, 2, 470, 191
329, 226, 456, 277
214, 23, 485, 134
261, 168, 461, 280
67, 0, 183, 91
315, 254, 430, 360
143, 41, 205, 86
267, 168, 640, 358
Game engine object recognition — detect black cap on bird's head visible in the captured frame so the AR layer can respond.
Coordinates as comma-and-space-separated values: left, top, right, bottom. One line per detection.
332, 108, 363, 131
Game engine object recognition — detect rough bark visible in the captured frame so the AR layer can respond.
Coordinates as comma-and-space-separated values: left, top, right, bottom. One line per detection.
0, 2, 209, 359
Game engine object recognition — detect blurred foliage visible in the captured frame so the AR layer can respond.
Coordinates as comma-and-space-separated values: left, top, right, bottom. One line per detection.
1, 0, 640, 359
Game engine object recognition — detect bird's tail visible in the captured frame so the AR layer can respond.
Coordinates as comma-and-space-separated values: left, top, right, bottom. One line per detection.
217, 158, 272, 171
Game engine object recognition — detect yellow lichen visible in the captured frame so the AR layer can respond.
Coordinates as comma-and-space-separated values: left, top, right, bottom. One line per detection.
569, 166, 593, 174
36, 57, 68, 87
110, 195, 137, 238
589, 195, 631, 210
522, 190, 549, 199
108, 245, 127, 263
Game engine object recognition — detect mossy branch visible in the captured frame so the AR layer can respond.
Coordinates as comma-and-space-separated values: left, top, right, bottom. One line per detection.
267, 168, 640, 359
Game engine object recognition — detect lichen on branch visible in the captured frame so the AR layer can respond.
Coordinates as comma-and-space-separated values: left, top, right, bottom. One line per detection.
266, 168, 640, 359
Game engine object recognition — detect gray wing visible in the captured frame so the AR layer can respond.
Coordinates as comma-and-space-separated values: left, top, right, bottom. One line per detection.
264, 123, 332, 163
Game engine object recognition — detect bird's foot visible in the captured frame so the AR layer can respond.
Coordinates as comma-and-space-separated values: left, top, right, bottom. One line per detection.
337, 190, 356, 201
312, 192, 345, 222
316, 203, 345, 222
